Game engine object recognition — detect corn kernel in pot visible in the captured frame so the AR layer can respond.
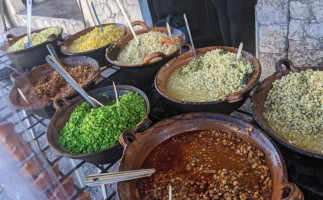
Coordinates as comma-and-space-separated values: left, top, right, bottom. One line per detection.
68, 25, 124, 53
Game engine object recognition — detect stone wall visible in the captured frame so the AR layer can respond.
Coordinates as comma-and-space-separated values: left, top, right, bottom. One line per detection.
4, 0, 143, 36
256, 0, 323, 80
15, 14, 85, 35
91, 0, 143, 25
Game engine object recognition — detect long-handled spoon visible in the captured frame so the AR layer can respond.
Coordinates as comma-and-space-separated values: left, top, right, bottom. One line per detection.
84, 169, 155, 187
46, 44, 60, 63
18, 88, 30, 105
166, 22, 172, 40
183, 14, 196, 58
91, 1, 104, 33
25, 0, 33, 48
236, 42, 243, 61
116, 0, 140, 45
45, 55, 104, 108
112, 81, 119, 107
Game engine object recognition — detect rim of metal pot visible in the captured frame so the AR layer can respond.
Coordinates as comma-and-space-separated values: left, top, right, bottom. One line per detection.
1, 27, 63, 54
60, 23, 127, 56
251, 58, 323, 159
154, 45, 261, 105
46, 85, 151, 159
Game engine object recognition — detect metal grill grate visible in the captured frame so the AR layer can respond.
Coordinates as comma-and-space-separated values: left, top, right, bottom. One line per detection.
0, 53, 118, 200
0, 52, 322, 200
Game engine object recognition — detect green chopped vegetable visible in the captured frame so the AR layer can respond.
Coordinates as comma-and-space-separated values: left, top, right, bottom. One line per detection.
59, 92, 146, 154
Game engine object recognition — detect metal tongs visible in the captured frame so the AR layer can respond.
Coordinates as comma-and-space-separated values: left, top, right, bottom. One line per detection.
25, 0, 33, 48
84, 169, 156, 187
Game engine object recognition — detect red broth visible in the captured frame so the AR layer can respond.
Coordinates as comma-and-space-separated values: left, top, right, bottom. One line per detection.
138, 130, 272, 200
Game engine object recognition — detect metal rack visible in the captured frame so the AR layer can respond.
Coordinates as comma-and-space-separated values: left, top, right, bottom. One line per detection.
0, 53, 118, 200
1, 52, 322, 200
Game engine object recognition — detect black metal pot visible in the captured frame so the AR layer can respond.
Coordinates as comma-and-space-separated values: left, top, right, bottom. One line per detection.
46, 85, 151, 164
60, 23, 126, 67
0, 27, 63, 71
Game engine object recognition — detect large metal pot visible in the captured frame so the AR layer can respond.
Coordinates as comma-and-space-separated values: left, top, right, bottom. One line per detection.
46, 85, 151, 164
105, 21, 186, 83
118, 113, 303, 200
0, 27, 63, 71
60, 23, 126, 66
8, 56, 100, 119
155, 45, 261, 114
251, 58, 323, 159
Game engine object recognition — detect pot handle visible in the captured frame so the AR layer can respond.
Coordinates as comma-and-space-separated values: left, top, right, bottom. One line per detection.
222, 91, 244, 103
53, 97, 71, 110
282, 182, 304, 200
56, 39, 66, 47
135, 116, 152, 132
6, 34, 17, 45
119, 130, 138, 149
10, 71, 24, 82
179, 44, 193, 55
143, 51, 167, 65
126, 21, 150, 34
57, 40, 68, 52
46, 34, 58, 43
275, 59, 300, 73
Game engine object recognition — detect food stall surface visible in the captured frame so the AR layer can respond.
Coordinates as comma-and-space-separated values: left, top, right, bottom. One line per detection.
0, 51, 322, 199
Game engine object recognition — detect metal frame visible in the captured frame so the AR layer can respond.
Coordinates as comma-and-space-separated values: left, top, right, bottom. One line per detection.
0, 52, 322, 199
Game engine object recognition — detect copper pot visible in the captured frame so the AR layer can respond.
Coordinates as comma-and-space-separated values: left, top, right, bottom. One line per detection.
251, 58, 323, 159
60, 23, 126, 66
8, 56, 100, 119
0, 27, 63, 71
118, 113, 303, 200
155, 45, 261, 113
46, 85, 151, 164
105, 21, 186, 82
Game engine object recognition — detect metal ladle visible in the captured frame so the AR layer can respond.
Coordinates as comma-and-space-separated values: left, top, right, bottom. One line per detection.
45, 54, 104, 108
25, 0, 33, 48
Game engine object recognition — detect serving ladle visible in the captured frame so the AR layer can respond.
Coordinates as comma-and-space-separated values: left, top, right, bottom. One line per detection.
25, 0, 33, 48
45, 54, 104, 108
